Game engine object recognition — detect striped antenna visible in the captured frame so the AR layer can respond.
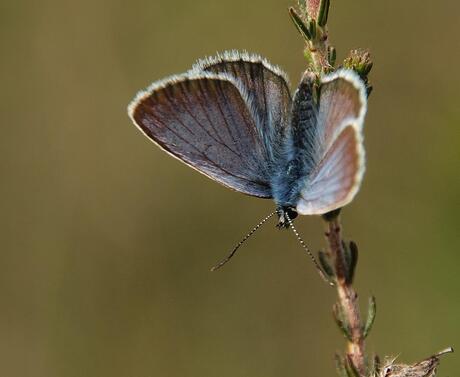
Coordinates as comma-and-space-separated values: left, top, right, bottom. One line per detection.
284, 211, 335, 286
211, 211, 278, 271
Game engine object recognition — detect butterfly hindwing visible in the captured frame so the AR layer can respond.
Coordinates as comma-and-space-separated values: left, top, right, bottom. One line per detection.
315, 70, 367, 157
296, 70, 367, 215
128, 72, 273, 197
297, 125, 365, 214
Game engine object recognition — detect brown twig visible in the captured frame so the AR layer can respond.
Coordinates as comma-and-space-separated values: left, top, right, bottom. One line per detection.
325, 214, 367, 376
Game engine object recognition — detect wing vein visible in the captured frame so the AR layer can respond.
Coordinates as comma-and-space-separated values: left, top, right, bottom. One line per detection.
144, 106, 261, 184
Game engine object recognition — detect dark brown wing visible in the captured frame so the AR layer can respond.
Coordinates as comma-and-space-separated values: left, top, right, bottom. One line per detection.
128, 72, 272, 197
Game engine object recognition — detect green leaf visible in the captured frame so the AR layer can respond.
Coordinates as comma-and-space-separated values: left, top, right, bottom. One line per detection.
308, 19, 317, 39
346, 241, 359, 284
328, 46, 337, 66
363, 296, 377, 338
318, 0, 330, 26
318, 250, 335, 279
289, 7, 312, 40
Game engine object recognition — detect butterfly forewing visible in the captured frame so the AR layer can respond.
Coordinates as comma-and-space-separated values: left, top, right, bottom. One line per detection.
129, 73, 272, 197
194, 52, 292, 159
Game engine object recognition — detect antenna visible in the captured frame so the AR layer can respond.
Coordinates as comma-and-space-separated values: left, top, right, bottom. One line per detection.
211, 211, 278, 271
284, 211, 335, 286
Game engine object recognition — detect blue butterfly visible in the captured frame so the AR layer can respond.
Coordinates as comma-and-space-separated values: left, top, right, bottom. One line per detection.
128, 51, 367, 273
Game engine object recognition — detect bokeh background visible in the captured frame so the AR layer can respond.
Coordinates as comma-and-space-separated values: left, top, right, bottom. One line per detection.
1, 0, 459, 376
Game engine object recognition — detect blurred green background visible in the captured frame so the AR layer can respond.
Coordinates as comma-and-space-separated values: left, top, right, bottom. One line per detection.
1, 0, 458, 376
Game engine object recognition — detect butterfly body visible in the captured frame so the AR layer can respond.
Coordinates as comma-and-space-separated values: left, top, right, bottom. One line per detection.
270, 72, 318, 214
129, 51, 367, 222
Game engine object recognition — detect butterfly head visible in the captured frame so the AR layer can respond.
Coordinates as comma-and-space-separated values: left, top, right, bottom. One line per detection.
276, 206, 298, 229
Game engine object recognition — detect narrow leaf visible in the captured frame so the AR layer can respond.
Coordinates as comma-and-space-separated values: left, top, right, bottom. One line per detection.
346, 241, 359, 284
289, 7, 312, 40
318, 0, 330, 26
328, 46, 337, 66
363, 296, 377, 338
318, 250, 335, 278
308, 19, 317, 39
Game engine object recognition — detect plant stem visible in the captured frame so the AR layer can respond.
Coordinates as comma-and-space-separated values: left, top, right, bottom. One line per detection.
325, 216, 367, 376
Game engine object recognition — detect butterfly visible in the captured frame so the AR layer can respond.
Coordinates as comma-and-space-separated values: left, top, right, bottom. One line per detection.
128, 51, 367, 273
